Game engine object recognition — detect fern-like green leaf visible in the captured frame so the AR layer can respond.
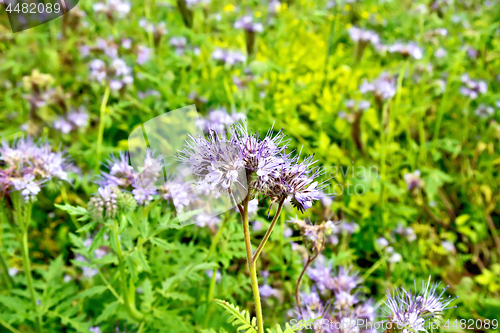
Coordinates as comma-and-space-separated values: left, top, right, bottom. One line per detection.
214, 299, 258, 333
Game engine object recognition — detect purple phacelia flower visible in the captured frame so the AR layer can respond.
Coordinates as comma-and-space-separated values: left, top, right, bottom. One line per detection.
136, 45, 152, 64
195, 108, 246, 133
434, 47, 447, 59
234, 15, 263, 32
460, 74, 487, 99
388, 42, 423, 60
259, 284, 277, 298
474, 104, 495, 118
54, 108, 89, 134
404, 170, 422, 191
89, 58, 133, 90
93, 0, 131, 18
383, 277, 458, 331
348, 27, 380, 45
211, 48, 247, 66
0, 138, 71, 201
170, 37, 187, 55
360, 72, 397, 101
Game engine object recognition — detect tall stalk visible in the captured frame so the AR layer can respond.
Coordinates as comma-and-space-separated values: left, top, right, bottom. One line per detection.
0, 204, 14, 289
12, 195, 42, 333
112, 219, 144, 322
241, 196, 264, 333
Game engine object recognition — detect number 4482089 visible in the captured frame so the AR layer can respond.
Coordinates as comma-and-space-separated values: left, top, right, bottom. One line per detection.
444, 319, 498, 330
5, 2, 61, 13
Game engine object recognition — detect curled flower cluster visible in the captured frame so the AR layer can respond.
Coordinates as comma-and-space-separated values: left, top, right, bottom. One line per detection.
294, 261, 376, 333
388, 42, 423, 60
97, 150, 162, 205
87, 186, 118, 221
383, 277, 458, 332
89, 58, 133, 91
169, 37, 187, 55
393, 223, 416, 242
288, 218, 338, 252
136, 45, 152, 65
93, 0, 131, 19
177, 124, 327, 213
460, 74, 487, 99
339, 100, 371, 122
212, 48, 247, 66
360, 72, 397, 102
0, 138, 71, 201
404, 170, 422, 191
234, 15, 263, 32
53, 108, 89, 134
348, 27, 380, 45
195, 108, 246, 133
139, 19, 167, 35
474, 104, 495, 118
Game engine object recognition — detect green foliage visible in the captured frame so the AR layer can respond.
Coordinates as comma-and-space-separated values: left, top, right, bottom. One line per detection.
214, 299, 258, 333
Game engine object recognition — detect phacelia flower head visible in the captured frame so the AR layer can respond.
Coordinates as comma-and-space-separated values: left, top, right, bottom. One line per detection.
460, 74, 487, 99
212, 48, 247, 66
93, 0, 131, 19
90, 58, 133, 91
348, 27, 380, 45
234, 15, 263, 32
54, 108, 89, 134
383, 277, 457, 332
178, 123, 326, 214
87, 186, 118, 221
360, 72, 397, 101
474, 104, 495, 118
388, 42, 423, 60
97, 149, 164, 206
195, 108, 246, 133
0, 137, 71, 201
404, 170, 422, 191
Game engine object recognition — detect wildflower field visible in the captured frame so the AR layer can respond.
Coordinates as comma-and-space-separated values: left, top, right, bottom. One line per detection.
1, 0, 500, 332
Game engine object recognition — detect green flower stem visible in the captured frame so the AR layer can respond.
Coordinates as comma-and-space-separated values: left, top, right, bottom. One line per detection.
462, 98, 472, 143
361, 254, 388, 281
253, 200, 284, 263
95, 84, 110, 174
15, 199, 42, 333
0, 318, 21, 333
241, 197, 264, 333
205, 212, 229, 262
0, 206, 14, 289
60, 186, 81, 230
112, 220, 144, 322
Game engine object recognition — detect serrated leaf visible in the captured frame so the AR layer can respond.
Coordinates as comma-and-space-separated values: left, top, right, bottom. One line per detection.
77, 286, 108, 299
140, 278, 155, 312
69, 233, 85, 249
158, 291, 195, 302
151, 237, 174, 250
95, 301, 121, 324
135, 249, 151, 273
76, 221, 98, 233
214, 299, 258, 333
55, 204, 90, 222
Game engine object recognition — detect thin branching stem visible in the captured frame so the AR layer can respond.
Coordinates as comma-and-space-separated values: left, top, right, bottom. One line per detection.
253, 199, 284, 263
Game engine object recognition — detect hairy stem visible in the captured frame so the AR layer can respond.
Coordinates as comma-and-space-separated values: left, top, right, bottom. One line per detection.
0, 318, 21, 333
0, 206, 14, 289
16, 200, 42, 333
113, 219, 144, 322
241, 197, 264, 333
253, 200, 284, 263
